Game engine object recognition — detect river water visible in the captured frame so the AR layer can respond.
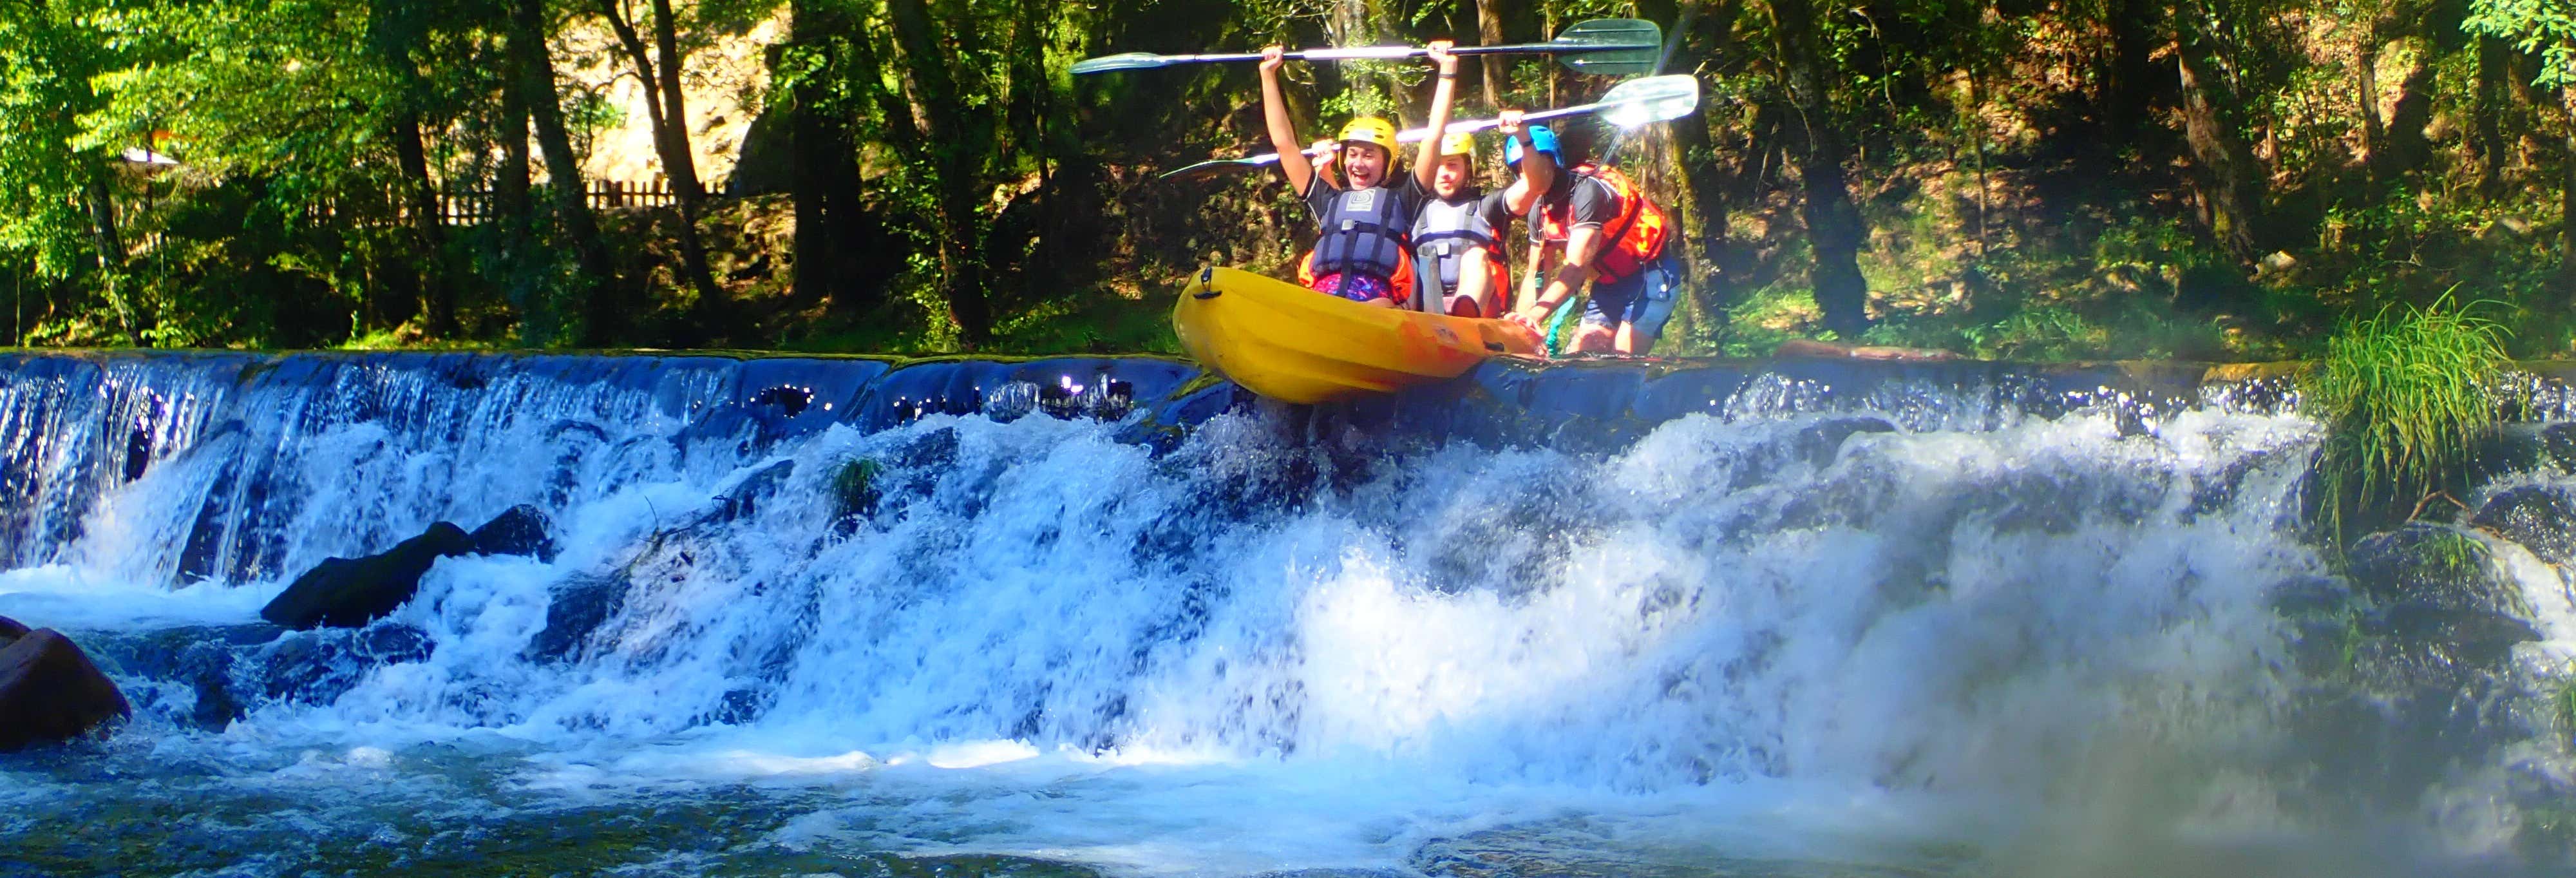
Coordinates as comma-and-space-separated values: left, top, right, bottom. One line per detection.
0, 352, 2566, 876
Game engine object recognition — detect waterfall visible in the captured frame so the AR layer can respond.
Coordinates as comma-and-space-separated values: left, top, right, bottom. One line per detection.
1, 350, 2565, 875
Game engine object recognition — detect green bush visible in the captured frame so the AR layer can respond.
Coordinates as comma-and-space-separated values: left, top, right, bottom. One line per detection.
2306, 293, 2508, 542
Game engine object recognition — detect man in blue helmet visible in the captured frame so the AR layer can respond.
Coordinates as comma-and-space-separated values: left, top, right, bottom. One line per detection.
1499, 124, 1682, 356
1497, 124, 1564, 330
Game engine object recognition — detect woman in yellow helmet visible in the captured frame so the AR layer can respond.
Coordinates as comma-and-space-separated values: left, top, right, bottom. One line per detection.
1258, 39, 1461, 307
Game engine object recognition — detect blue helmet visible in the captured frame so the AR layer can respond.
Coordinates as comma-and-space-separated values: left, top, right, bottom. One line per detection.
1502, 124, 1562, 169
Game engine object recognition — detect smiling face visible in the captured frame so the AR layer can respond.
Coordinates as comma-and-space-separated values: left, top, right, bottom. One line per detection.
1340, 142, 1390, 188
1431, 155, 1472, 198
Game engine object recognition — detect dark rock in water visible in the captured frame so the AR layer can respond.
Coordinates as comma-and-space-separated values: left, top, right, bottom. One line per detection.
1794, 416, 1897, 470
711, 460, 796, 524
2347, 524, 2530, 613
702, 687, 767, 725
260, 624, 436, 705
79, 624, 281, 732
122, 427, 151, 482
2267, 574, 2354, 616
469, 504, 557, 561
0, 615, 27, 642
2541, 423, 2576, 473
0, 625, 132, 751
524, 574, 628, 663
2472, 484, 2576, 569
260, 522, 475, 629
360, 624, 435, 662
2345, 522, 2541, 662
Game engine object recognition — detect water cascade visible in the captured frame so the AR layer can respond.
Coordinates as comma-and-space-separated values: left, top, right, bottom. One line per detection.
1, 350, 2570, 876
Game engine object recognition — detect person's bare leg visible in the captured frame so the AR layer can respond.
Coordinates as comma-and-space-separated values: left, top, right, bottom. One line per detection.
1570, 324, 1616, 352
1614, 323, 1657, 356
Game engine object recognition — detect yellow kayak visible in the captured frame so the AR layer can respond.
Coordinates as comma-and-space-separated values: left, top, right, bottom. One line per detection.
1173, 266, 1543, 405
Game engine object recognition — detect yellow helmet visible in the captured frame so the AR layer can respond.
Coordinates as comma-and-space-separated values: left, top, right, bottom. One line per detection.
1337, 117, 1398, 153
1437, 130, 1476, 161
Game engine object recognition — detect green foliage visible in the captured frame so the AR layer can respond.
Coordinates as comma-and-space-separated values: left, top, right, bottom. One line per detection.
0, 0, 122, 280
2468, 0, 2576, 88
2557, 665, 2576, 741
0, 0, 2570, 359
2307, 294, 2510, 541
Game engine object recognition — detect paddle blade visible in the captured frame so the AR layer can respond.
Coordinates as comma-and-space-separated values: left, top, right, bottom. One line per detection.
1071, 52, 1175, 75
1552, 18, 1660, 75
1595, 74, 1702, 128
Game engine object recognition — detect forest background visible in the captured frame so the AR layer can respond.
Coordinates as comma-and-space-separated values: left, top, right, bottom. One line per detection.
4, 0, 2576, 360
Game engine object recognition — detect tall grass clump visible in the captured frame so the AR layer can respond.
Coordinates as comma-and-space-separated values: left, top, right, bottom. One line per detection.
2307, 294, 2509, 542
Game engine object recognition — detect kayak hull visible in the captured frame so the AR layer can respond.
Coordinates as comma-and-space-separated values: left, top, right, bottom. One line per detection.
1173, 266, 1542, 405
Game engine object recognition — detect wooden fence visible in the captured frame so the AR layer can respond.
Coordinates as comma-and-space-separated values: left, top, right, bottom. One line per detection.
283, 179, 692, 229
435, 179, 681, 225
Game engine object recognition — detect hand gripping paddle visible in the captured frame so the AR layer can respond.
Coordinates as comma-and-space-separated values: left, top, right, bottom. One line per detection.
1072, 18, 1661, 77
1158, 73, 1701, 180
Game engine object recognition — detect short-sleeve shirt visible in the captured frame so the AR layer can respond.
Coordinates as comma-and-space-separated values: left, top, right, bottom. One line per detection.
1470, 188, 1515, 234
1538, 171, 1621, 232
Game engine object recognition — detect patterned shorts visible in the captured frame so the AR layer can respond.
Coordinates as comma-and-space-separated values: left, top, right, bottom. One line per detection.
1309, 272, 1395, 303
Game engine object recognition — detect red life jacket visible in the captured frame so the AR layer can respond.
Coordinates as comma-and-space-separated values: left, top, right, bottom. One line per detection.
1535, 164, 1671, 285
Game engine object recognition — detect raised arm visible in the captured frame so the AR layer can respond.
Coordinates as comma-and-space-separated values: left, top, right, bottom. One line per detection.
1260, 45, 1316, 195
1414, 40, 1459, 191
1499, 110, 1549, 216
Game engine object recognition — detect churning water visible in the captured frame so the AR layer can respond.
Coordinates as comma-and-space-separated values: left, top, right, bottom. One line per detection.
0, 352, 2565, 876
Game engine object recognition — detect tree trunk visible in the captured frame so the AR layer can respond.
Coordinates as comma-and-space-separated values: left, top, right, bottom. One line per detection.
2174, 24, 2266, 262
2357, 38, 2385, 180
1640, 0, 1746, 320
83, 168, 123, 270
392, 111, 454, 336
599, 0, 726, 343
495, 68, 535, 248
882, 0, 989, 345
2378, 54, 2434, 182
1769, 0, 1870, 337
82, 166, 135, 344
1475, 0, 1506, 112
2102, 0, 2157, 141
785, 0, 875, 310
2472, 37, 2507, 198
509, 0, 621, 345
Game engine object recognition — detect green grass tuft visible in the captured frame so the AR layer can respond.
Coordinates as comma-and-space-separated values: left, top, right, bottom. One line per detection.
2306, 292, 2509, 542
832, 457, 884, 520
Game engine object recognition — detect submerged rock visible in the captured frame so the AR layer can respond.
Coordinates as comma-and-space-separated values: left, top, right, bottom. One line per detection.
2306, 522, 2547, 808
2472, 484, 2576, 569
1794, 416, 1897, 470
260, 624, 437, 705
0, 618, 132, 750
469, 503, 558, 561
260, 522, 476, 629
80, 624, 283, 731
2344, 524, 2541, 663
524, 573, 629, 663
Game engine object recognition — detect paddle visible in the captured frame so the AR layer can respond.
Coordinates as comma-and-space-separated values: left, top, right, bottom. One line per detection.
1158, 73, 1701, 180
1072, 18, 1660, 76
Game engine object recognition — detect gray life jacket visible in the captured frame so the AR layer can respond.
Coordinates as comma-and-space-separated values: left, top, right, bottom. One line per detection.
1410, 195, 1498, 303
1306, 185, 1409, 282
